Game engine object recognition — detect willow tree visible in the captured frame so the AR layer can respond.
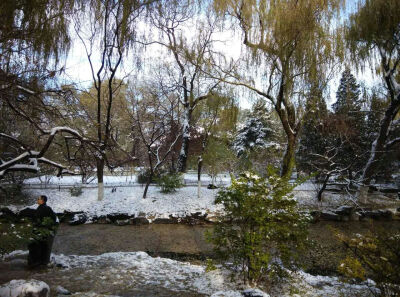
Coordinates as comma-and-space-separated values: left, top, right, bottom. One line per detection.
346, 0, 400, 187
213, 0, 342, 178
0, 0, 83, 178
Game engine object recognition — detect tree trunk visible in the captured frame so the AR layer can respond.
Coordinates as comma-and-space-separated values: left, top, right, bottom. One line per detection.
317, 174, 330, 201
362, 100, 399, 185
143, 170, 153, 199
197, 156, 203, 198
177, 107, 191, 173
281, 134, 296, 179
96, 158, 105, 201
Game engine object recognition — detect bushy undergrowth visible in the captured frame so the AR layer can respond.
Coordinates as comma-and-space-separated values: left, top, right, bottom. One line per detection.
208, 168, 310, 285
156, 173, 183, 193
70, 186, 83, 197
137, 169, 165, 184
337, 231, 400, 296
0, 218, 32, 256
0, 217, 59, 256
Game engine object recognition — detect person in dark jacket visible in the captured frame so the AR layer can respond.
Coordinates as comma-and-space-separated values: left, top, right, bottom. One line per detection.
28, 195, 58, 268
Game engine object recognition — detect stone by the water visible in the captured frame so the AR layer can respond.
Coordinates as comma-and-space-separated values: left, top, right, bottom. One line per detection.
56, 285, 71, 295
0, 279, 50, 297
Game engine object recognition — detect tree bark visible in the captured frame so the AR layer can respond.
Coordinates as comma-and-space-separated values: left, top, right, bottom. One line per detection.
197, 156, 203, 198
177, 107, 192, 173
96, 158, 105, 201
143, 170, 153, 199
317, 174, 330, 201
281, 134, 297, 179
362, 98, 399, 185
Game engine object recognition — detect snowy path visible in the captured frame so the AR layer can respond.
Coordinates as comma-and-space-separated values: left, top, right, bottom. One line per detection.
0, 250, 376, 297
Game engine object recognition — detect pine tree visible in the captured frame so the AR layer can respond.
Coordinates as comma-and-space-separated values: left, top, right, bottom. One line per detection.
232, 117, 272, 157
331, 68, 367, 181
333, 68, 362, 114
232, 101, 283, 174
297, 88, 329, 175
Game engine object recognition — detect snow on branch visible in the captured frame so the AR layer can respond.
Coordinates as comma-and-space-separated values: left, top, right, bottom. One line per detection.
385, 137, 400, 149
0, 127, 83, 178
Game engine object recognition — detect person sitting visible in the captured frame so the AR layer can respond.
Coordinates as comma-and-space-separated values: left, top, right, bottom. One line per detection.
28, 195, 58, 268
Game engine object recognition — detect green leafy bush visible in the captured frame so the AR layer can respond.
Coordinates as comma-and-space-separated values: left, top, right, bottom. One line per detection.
0, 218, 32, 256
137, 169, 165, 184
0, 216, 59, 256
156, 173, 183, 193
208, 168, 310, 285
337, 231, 400, 296
70, 186, 83, 197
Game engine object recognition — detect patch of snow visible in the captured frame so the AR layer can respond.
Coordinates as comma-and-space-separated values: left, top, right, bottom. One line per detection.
1, 250, 379, 297
51, 251, 238, 295
2, 250, 28, 260
211, 291, 243, 297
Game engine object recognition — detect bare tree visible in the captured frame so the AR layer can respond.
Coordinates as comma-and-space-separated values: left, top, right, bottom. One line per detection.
73, 0, 155, 199
131, 84, 180, 198
149, 1, 222, 173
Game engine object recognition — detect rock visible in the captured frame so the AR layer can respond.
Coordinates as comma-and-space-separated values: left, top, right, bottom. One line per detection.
350, 212, 361, 221
334, 206, 354, 216
56, 285, 71, 295
320, 211, 342, 221
360, 209, 393, 220
242, 288, 270, 297
0, 279, 50, 297
180, 212, 209, 225
68, 213, 87, 225
60, 211, 84, 223
131, 217, 149, 225
0, 207, 17, 220
309, 210, 321, 222
379, 187, 399, 194
106, 213, 131, 222
153, 216, 178, 224
115, 219, 130, 226
207, 184, 218, 189
18, 208, 36, 219
96, 216, 108, 224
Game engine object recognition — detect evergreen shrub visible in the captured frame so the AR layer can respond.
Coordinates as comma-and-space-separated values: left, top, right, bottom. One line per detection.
137, 169, 164, 184
156, 173, 183, 193
337, 231, 400, 296
208, 168, 310, 285
70, 186, 83, 197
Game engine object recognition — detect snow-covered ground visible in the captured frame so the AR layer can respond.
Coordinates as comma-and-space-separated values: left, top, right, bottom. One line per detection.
22, 173, 232, 186
5, 186, 223, 221
1, 250, 376, 297
2, 174, 398, 220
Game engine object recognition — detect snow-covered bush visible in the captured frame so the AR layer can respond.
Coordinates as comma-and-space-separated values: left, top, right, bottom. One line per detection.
232, 118, 273, 157
208, 168, 310, 286
70, 186, 83, 197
